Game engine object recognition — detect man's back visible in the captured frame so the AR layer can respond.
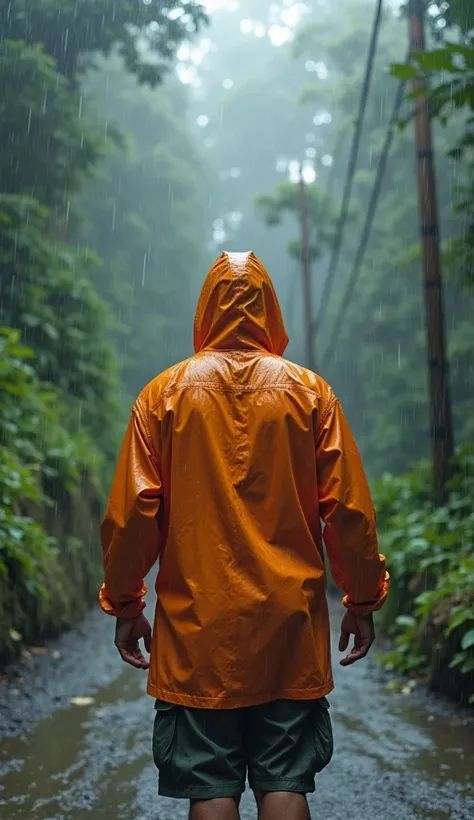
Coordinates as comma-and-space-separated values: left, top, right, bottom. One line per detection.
100, 251, 388, 708
141, 346, 336, 706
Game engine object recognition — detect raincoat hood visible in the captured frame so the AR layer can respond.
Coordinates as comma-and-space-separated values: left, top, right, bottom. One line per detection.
194, 251, 289, 356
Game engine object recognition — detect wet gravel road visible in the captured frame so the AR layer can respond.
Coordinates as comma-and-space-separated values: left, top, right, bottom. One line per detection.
0, 596, 473, 820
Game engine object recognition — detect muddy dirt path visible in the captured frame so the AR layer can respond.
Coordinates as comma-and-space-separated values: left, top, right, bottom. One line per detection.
0, 598, 473, 820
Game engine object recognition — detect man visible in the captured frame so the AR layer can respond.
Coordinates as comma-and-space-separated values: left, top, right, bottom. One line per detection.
100, 251, 389, 820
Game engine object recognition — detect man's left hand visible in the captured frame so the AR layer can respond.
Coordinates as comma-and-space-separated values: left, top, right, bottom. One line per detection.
339, 611, 375, 666
115, 613, 152, 669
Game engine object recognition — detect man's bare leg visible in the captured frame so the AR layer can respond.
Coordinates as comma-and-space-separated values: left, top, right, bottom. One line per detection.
189, 797, 240, 820
254, 790, 310, 820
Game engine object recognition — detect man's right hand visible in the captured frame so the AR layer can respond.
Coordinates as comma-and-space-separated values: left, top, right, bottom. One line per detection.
338, 611, 375, 666
115, 613, 152, 670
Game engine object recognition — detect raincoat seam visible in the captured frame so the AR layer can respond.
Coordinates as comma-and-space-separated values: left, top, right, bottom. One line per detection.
314, 394, 337, 441
150, 382, 322, 412
134, 398, 160, 470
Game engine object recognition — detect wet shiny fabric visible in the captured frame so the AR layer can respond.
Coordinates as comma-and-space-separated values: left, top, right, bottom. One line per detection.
100, 251, 389, 708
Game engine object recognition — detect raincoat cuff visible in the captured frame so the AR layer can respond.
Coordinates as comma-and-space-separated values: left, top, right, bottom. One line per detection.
342, 571, 390, 617
99, 584, 147, 619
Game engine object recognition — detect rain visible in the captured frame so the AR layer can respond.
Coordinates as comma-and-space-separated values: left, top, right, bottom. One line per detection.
0, 1, 473, 818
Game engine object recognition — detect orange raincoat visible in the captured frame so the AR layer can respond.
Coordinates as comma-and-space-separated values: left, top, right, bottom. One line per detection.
100, 251, 389, 708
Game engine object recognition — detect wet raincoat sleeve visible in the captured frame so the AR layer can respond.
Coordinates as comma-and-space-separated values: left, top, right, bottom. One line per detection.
99, 399, 162, 619
316, 395, 390, 616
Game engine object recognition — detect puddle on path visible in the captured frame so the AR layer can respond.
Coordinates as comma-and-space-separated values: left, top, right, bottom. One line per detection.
393, 698, 474, 786
0, 669, 148, 819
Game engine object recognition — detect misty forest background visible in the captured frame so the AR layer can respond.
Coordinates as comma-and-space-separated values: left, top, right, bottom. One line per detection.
0, 0, 473, 703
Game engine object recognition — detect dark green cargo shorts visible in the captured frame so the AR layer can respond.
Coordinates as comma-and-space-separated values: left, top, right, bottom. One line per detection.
152, 697, 333, 800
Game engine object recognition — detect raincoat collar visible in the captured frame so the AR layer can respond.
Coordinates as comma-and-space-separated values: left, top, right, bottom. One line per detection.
193, 251, 289, 356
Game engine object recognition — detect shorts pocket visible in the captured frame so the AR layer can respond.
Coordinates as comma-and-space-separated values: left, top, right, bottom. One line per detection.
153, 700, 178, 770
312, 697, 333, 773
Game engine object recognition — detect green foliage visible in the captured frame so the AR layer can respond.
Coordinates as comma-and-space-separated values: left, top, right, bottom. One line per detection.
384, 615, 427, 675
0, 316, 107, 665
0, 1, 207, 84
374, 446, 474, 703
0, 326, 66, 597
0, 326, 90, 496
0, 39, 108, 208
391, 24, 474, 289
0, 195, 118, 465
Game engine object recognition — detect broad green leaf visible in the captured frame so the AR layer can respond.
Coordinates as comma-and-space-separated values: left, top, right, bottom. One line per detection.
413, 49, 461, 73
461, 657, 474, 674
389, 63, 418, 81
461, 629, 474, 651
